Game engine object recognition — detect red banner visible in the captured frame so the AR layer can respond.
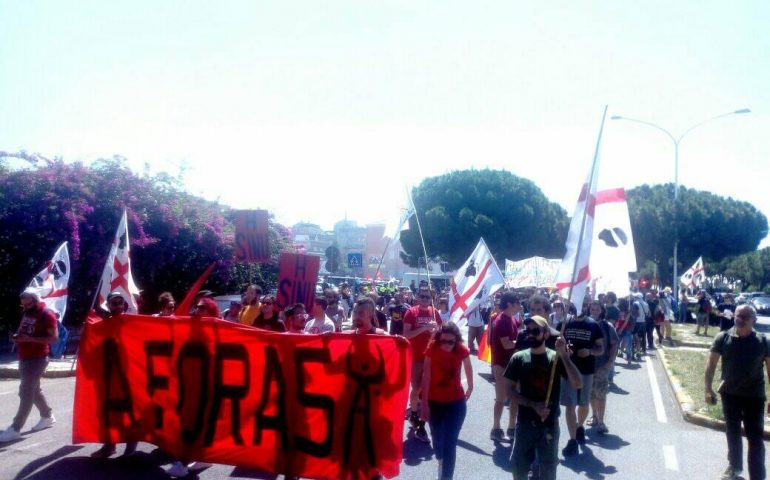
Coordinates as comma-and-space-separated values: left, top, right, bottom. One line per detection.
277, 253, 320, 310
234, 210, 270, 262
73, 315, 411, 479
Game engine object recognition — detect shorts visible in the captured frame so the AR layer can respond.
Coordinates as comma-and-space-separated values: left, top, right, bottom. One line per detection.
560, 374, 593, 407
591, 364, 611, 400
696, 312, 709, 327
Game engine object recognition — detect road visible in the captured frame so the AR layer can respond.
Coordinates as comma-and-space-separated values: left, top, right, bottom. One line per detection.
1, 329, 769, 479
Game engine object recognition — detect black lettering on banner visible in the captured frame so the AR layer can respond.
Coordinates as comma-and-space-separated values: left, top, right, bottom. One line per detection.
343, 344, 385, 466
294, 255, 307, 279
204, 343, 250, 446
176, 341, 210, 445
294, 347, 334, 457
254, 345, 288, 451
103, 338, 136, 426
145, 340, 173, 429
277, 278, 291, 309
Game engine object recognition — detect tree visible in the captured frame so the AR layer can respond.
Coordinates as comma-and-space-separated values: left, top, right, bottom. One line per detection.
626, 184, 768, 286
399, 169, 569, 268
0, 154, 294, 332
716, 248, 770, 292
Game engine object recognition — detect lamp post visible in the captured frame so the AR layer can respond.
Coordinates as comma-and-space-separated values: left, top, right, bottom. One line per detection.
611, 108, 751, 301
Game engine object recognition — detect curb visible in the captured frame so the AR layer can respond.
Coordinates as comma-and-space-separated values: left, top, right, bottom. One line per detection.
656, 347, 770, 440
0, 362, 77, 380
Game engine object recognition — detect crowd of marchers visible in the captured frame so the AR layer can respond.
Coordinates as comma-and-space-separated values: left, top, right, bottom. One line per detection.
2, 279, 768, 480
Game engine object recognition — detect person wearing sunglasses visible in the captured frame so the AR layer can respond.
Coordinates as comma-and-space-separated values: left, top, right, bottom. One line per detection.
403, 288, 442, 443
420, 322, 473, 480
705, 305, 770, 480
505, 315, 582, 480
252, 295, 285, 332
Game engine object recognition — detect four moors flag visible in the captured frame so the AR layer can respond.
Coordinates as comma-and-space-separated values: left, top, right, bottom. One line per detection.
27, 241, 70, 320
448, 238, 505, 326
97, 210, 141, 313
680, 256, 705, 289
555, 108, 606, 310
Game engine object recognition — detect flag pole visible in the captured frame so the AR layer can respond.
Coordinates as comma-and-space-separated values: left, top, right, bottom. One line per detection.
407, 186, 436, 310
544, 106, 608, 407
372, 237, 392, 283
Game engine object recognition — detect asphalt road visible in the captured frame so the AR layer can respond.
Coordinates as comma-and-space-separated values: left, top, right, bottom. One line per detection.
1, 326, 769, 479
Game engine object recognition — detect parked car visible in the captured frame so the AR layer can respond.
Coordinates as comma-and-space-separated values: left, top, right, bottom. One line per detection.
750, 296, 770, 316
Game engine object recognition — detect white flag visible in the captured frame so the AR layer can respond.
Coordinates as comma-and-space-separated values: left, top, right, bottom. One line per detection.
555, 108, 607, 310
27, 242, 70, 320
680, 256, 705, 289
589, 188, 637, 296
448, 238, 505, 325
504, 256, 561, 289
389, 187, 416, 243
97, 210, 141, 312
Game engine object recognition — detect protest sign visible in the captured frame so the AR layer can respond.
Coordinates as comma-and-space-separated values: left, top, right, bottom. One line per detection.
234, 210, 270, 262
277, 253, 320, 310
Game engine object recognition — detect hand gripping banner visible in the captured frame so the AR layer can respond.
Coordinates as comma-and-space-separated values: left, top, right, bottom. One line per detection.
73, 315, 411, 479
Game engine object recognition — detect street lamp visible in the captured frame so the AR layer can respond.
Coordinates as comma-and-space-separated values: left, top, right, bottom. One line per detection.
611, 108, 751, 300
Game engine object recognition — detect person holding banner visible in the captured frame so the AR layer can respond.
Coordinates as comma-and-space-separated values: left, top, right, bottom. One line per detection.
420, 322, 473, 480
0, 290, 58, 443
284, 304, 308, 333
252, 295, 286, 332
404, 288, 442, 443
304, 296, 336, 334
349, 297, 388, 335
238, 284, 262, 326
91, 292, 139, 459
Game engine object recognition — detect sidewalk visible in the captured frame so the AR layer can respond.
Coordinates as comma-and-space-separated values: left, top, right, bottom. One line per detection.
0, 354, 77, 379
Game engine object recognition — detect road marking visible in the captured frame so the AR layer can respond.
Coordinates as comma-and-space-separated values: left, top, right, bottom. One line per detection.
646, 357, 667, 423
663, 445, 679, 471
0, 390, 15, 396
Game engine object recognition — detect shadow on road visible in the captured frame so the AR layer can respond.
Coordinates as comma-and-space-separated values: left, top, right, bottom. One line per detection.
491, 441, 512, 472
20, 453, 172, 480
608, 383, 629, 395
560, 444, 618, 480
229, 466, 278, 479
457, 438, 491, 457
13, 445, 83, 480
584, 431, 630, 451
401, 430, 434, 466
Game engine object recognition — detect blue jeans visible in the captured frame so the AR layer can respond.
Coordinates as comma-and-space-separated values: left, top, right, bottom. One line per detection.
512, 419, 560, 480
428, 399, 467, 480
722, 393, 766, 479
620, 331, 633, 360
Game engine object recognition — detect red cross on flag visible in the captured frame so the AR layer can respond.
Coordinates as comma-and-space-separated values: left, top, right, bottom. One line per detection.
27, 241, 70, 320
680, 256, 705, 289
447, 238, 505, 325
97, 210, 141, 312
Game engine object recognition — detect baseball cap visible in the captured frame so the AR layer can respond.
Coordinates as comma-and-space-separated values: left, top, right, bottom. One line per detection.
524, 315, 560, 336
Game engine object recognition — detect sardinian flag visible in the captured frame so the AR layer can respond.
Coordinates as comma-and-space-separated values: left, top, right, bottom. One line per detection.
448, 238, 505, 326
27, 241, 70, 320
555, 108, 607, 310
680, 256, 705, 288
97, 210, 141, 312
390, 187, 416, 243
589, 188, 637, 296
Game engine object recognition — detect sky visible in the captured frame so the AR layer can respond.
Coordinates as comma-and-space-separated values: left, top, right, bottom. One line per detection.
2, 1, 769, 247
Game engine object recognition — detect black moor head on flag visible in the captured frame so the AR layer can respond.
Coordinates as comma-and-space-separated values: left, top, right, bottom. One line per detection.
465, 260, 477, 278
597, 228, 628, 248
52, 260, 67, 279
118, 231, 127, 251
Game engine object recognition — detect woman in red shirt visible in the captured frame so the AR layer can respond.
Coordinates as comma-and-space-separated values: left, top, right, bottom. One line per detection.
420, 322, 473, 480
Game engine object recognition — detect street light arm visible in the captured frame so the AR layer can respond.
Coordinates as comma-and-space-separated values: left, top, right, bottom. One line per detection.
611, 116, 677, 145
676, 109, 750, 144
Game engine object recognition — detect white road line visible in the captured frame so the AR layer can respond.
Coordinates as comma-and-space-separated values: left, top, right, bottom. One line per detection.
646, 357, 667, 423
0, 391, 15, 396
663, 445, 679, 471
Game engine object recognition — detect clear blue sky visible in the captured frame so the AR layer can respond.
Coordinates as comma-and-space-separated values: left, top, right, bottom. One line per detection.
2, 1, 768, 246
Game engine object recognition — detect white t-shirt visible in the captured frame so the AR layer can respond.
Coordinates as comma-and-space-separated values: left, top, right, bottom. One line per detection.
467, 307, 484, 327
304, 315, 336, 334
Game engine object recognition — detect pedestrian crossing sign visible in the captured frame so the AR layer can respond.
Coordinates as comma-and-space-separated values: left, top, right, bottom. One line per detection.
347, 253, 363, 268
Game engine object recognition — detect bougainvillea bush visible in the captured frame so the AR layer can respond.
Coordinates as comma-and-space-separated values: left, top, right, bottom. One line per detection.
0, 153, 294, 332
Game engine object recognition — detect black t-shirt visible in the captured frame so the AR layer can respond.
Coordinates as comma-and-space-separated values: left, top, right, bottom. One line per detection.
605, 305, 620, 322
387, 303, 409, 335
561, 318, 602, 375
504, 349, 566, 425
717, 303, 737, 331
711, 329, 770, 398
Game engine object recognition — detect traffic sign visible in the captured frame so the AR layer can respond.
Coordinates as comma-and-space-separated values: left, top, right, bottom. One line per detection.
347, 253, 363, 268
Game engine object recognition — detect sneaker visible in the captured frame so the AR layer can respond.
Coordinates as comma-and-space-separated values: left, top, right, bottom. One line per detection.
720, 465, 742, 479
31, 415, 56, 432
408, 410, 420, 428
575, 426, 586, 445
597, 423, 609, 434
415, 425, 430, 443
0, 427, 21, 443
167, 461, 189, 478
562, 439, 579, 457
506, 427, 516, 441
490, 428, 506, 443
586, 416, 597, 426
90, 443, 116, 459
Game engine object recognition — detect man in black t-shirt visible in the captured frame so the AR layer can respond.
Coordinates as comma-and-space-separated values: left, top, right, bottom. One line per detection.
705, 304, 770, 480
387, 291, 410, 335
505, 316, 581, 480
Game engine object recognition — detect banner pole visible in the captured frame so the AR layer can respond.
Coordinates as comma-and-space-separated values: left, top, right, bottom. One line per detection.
407, 186, 435, 310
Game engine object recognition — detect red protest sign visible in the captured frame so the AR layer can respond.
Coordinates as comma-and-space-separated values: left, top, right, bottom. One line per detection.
234, 210, 270, 262
73, 315, 412, 479
276, 253, 320, 310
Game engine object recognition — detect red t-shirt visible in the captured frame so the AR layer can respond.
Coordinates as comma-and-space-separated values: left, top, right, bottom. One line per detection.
403, 305, 442, 362
490, 312, 518, 367
426, 343, 470, 403
17, 305, 58, 360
